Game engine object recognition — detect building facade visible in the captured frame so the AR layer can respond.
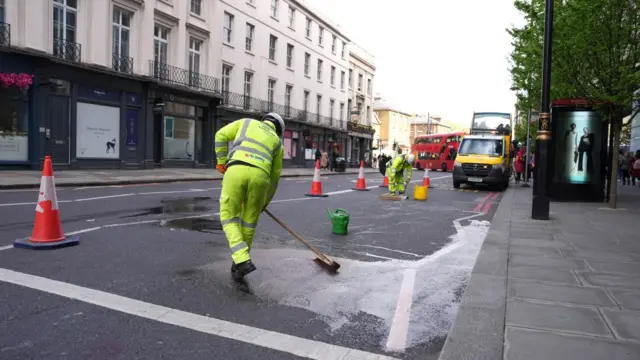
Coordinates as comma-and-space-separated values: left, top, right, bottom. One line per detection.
630, 89, 640, 152
408, 113, 451, 145
373, 95, 411, 157
345, 43, 375, 166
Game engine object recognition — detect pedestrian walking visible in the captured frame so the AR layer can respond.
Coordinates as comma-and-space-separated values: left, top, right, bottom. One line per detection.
386, 153, 415, 195
631, 151, 640, 187
620, 152, 631, 186
214, 113, 285, 281
514, 148, 525, 184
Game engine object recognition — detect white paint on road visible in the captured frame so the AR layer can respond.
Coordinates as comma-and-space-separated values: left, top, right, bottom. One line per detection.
0, 245, 13, 252
73, 194, 136, 202
386, 268, 417, 352
0, 268, 400, 360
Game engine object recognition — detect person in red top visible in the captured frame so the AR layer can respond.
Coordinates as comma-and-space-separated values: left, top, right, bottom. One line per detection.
514, 147, 526, 184
631, 151, 639, 187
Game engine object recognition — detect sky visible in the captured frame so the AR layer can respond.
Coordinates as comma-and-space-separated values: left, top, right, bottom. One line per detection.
304, 0, 525, 127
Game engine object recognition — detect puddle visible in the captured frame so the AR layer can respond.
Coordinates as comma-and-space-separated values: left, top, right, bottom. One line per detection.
120, 196, 214, 218
161, 217, 223, 233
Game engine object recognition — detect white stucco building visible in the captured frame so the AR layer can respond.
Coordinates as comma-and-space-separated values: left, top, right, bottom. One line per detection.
0, 0, 374, 169
345, 43, 375, 165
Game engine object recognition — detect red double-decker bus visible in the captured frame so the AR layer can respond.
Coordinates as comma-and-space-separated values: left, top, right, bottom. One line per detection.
411, 132, 466, 171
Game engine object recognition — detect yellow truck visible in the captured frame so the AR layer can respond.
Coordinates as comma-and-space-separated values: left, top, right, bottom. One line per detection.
452, 112, 513, 190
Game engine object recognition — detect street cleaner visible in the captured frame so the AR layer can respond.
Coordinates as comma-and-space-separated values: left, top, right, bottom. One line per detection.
214, 113, 285, 281
385, 153, 415, 195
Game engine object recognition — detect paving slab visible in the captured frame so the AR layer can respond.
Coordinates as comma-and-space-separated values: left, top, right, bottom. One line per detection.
509, 245, 564, 258
508, 265, 581, 285
508, 280, 616, 308
437, 305, 504, 360
579, 272, 640, 290
509, 254, 587, 270
510, 238, 571, 249
586, 260, 640, 275
506, 299, 612, 338
505, 326, 640, 360
609, 289, 640, 311
602, 309, 640, 341
561, 248, 640, 263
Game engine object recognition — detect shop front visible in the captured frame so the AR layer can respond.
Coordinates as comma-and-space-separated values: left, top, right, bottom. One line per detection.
347, 123, 374, 167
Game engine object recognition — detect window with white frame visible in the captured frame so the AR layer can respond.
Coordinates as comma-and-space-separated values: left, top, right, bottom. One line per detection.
286, 44, 294, 68
304, 53, 310, 76
189, 37, 202, 76
221, 64, 232, 93
330, 66, 335, 86
331, 35, 337, 53
318, 26, 324, 46
112, 7, 131, 72
53, 0, 78, 55
316, 94, 322, 116
153, 24, 169, 65
340, 102, 345, 121
329, 99, 335, 119
358, 73, 363, 92
305, 17, 311, 38
245, 23, 254, 52
340, 71, 345, 90
341, 42, 346, 58
285, 84, 293, 110
1, 0, 6, 22
223, 12, 234, 44
303, 90, 309, 112
366, 105, 371, 123
270, 0, 278, 18
269, 35, 277, 61
348, 69, 353, 88
244, 71, 253, 98
190, 0, 202, 16
288, 6, 295, 28
367, 78, 372, 95
347, 99, 352, 118
267, 78, 276, 111
317, 59, 323, 81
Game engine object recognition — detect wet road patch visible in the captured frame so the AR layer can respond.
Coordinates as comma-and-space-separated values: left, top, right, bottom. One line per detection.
120, 196, 215, 218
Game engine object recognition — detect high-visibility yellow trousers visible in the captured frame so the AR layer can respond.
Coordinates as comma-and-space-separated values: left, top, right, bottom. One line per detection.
386, 168, 406, 194
219, 165, 271, 264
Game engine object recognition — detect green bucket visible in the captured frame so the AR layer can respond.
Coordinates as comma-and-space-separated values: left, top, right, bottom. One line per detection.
327, 208, 350, 235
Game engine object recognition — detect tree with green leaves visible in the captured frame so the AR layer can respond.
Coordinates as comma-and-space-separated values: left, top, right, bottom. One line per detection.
508, 0, 640, 208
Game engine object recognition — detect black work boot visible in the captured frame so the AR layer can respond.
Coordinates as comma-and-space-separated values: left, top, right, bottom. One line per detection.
232, 260, 256, 281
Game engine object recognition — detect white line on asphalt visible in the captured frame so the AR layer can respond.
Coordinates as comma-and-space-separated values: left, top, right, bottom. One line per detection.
349, 251, 398, 261
74, 194, 136, 202
0, 245, 13, 252
66, 227, 103, 235
0, 268, 400, 360
353, 244, 422, 258
386, 268, 417, 352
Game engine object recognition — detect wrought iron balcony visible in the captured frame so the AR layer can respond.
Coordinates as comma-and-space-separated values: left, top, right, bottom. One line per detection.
149, 60, 219, 93
53, 37, 82, 62
0, 22, 10, 46
218, 90, 347, 131
112, 54, 133, 74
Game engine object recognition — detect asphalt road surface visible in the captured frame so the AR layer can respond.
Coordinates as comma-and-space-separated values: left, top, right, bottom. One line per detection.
0, 171, 503, 360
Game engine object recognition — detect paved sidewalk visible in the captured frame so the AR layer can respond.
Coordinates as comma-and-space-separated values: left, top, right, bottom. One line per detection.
0, 167, 381, 189
439, 184, 640, 360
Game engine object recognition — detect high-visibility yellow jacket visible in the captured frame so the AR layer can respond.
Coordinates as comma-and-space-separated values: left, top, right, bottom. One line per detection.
214, 118, 284, 204
387, 154, 413, 181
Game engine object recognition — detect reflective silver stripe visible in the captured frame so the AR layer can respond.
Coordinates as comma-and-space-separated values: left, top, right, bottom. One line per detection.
216, 151, 228, 157
231, 242, 248, 253
240, 220, 257, 229
220, 217, 240, 226
215, 141, 228, 148
273, 141, 282, 156
229, 119, 281, 160
231, 119, 251, 150
229, 146, 273, 162
243, 137, 276, 157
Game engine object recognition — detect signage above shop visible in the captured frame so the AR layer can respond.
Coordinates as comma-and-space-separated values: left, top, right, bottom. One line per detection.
78, 85, 120, 103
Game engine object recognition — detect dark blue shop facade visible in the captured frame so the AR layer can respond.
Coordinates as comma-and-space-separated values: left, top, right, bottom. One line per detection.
0, 49, 221, 170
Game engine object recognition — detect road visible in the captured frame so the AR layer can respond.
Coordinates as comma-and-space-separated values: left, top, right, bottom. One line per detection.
0, 170, 503, 360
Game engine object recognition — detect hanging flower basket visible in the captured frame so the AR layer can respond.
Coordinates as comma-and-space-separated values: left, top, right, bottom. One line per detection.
0, 73, 35, 91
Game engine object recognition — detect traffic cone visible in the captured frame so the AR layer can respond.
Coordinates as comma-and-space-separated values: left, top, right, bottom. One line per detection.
352, 160, 370, 191
380, 175, 389, 188
421, 169, 433, 188
14, 156, 79, 250
305, 159, 329, 197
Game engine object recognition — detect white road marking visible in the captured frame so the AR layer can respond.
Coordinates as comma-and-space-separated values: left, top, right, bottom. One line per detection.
353, 244, 422, 258
0, 245, 13, 252
386, 268, 417, 352
74, 194, 136, 202
66, 227, 103, 235
0, 268, 400, 360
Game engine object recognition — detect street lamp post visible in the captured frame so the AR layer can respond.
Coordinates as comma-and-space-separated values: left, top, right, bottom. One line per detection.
522, 108, 532, 188
532, 0, 554, 220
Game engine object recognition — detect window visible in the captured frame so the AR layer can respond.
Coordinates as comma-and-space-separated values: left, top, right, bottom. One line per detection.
267, 79, 276, 110
340, 103, 345, 121
245, 23, 254, 51
112, 7, 131, 72
366, 105, 371, 124
331, 35, 337, 53
244, 71, 253, 99
358, 73, 363, 91
304, 53, 310, 76
329, 99, 335, 119
189, 37, 202, 74
286, 44, 294, 68
317, 59, 322, 81
223, 12, 234, 44
270, 0, 278, 18
348, 69, 353, 88
330, 66, 335, 86
347, 99, 352, 118
340, 71, 345, 90
341, 42, 346, 58
0, 0, 5, 22
288, 6, 295, 28
318, 26, 324, 46
305, 17, 311, 38
53, 0, 78, 58
316, 95, 322, 116
269, 35, 277, 61
367, 78, 372, 95
221, 64, 232, 94
303, 90, 310, 112
190, 0, 202, 16
285, 84, 293, 114
153, 24, 169, 64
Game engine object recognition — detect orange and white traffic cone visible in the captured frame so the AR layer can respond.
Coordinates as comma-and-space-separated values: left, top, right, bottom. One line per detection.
305, 159, 329, 197
421, 169, 433, 188
380, 175, 389, 188
352, 160, 370, 191
14, 156, 79, 250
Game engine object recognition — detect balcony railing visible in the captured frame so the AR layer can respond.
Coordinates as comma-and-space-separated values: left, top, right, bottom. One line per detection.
149, 60, 219, 93
219, 90, 347, 131
0, 22, 10, 46
112, 54, 133, 74
53, 37, 82, 62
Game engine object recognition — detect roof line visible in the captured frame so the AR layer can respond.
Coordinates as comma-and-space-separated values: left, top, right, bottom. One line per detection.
289, 0, 351, 42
